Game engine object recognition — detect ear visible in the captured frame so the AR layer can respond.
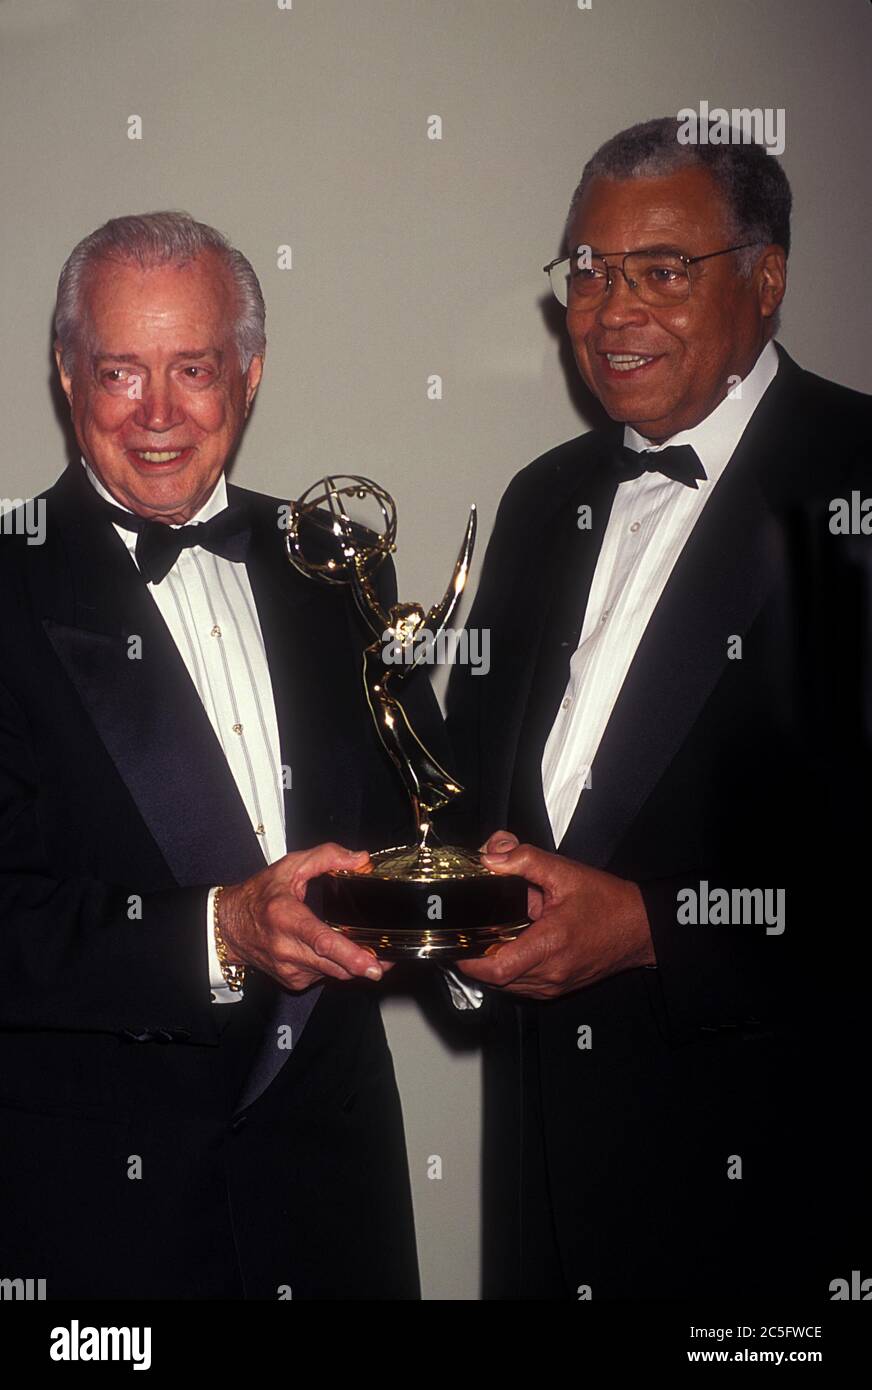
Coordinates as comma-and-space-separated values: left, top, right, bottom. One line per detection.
54, 341, 74, 405
756, 246, 787, 321
244, 354, 264, 414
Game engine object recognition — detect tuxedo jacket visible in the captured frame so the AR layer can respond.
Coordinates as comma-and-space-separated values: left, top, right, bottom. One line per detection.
0, 461, 439, 1300
446, 345, 872, 1299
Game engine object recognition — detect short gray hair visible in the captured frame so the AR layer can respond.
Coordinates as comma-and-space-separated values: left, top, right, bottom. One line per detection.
54, 211, 266, 373
568, 116, 792, 276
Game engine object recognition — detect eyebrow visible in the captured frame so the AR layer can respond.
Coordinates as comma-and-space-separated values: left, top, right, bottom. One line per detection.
92, 348, 222, 364
580, 242, 688, 258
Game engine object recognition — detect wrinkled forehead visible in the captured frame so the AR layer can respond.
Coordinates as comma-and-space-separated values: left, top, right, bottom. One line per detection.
568, 167, 733, 254
79, 251, 238, 353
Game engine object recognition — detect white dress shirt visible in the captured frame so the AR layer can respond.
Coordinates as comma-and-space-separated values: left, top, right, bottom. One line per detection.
541, 340, 779, 847
82, 459, 287, 1002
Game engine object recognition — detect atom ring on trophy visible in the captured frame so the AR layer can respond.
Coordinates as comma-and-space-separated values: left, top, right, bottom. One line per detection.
284, 474, 529, 960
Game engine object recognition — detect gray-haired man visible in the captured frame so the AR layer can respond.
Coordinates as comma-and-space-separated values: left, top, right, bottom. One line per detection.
0, 212, 433, 1299
447, 118, 870, 1299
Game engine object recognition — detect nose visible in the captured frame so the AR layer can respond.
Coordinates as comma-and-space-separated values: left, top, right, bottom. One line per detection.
133, 376, 185, 432
595, 266, 650, 330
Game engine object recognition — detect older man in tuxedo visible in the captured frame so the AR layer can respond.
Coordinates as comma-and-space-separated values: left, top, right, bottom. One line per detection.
0, 212, 428, 1299
447, 118, 870, 1299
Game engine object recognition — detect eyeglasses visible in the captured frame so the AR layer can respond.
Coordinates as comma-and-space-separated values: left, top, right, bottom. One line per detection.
543, 243, 760, 309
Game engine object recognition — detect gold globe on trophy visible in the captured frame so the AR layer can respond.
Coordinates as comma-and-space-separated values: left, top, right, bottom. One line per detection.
285, 474, 528, 960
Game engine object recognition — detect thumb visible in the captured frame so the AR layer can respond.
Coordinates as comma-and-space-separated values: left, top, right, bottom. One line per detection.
290, 841, 370, 885
481, 842, 561, 894
480, 829, 520, 855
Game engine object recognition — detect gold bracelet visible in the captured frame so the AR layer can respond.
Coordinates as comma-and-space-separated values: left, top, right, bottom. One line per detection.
213, 886, 246, 992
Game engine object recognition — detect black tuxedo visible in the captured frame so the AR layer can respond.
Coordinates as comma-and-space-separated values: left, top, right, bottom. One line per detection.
446, 345, 871, 1298
0, 461, 435, 1299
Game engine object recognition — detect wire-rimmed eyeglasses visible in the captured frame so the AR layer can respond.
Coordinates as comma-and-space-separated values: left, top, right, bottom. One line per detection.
544, 242, 761, 309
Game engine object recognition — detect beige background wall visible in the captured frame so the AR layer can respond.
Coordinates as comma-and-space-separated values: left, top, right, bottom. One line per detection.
1, 0, 869, 1299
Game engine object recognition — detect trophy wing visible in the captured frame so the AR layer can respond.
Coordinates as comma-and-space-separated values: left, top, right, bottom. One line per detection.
419, 506, 477, 654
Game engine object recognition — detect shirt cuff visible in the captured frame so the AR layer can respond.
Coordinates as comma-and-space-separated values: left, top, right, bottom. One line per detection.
207, 886, 245, 1004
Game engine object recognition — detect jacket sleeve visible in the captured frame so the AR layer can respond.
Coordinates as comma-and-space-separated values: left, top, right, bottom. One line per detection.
640, 505, 871, 1045
0, 672, 222, 1043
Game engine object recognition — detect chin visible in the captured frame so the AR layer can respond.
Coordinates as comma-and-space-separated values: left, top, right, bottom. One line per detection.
601, 394, 669, 425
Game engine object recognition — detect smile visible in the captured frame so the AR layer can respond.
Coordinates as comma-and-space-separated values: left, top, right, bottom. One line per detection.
602, 353, 658, 374
126, 448, 196, 467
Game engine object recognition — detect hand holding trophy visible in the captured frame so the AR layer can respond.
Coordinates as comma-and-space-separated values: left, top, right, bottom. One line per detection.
285, 475, 528, 960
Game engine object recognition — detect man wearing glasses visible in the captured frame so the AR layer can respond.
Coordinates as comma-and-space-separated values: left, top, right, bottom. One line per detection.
446, 116, 870, 1298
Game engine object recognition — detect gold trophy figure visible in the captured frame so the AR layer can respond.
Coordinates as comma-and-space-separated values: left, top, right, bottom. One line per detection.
285, 475, 528, 959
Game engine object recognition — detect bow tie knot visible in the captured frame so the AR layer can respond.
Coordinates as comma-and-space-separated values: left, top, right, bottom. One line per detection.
614, 443, 707, 489
95, 498, 252, 584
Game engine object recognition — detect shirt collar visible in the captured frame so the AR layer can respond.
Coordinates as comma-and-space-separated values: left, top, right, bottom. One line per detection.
80, 456, 228, 551
622, 338, 780, 484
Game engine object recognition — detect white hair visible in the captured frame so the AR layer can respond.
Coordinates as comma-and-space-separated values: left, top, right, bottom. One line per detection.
54, 211, 266, 373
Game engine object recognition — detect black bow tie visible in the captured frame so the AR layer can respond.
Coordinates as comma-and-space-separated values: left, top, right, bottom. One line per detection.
96, 498, 252, 584
614, 443, 707, 489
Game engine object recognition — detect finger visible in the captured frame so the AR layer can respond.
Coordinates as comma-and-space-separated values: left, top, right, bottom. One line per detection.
307, 961, 356, 984
480, 842, 565, 896
459, 951, 532, 988
283, 960, 354, 987
305, 946, 392, 982
479, 829, 520, 854
281, 842, 371, 895
303, 916, 386, 980
494, 978, 558, 999
274, 935, 363, 987
261, 890, 386, 980
459, 922, 551, 987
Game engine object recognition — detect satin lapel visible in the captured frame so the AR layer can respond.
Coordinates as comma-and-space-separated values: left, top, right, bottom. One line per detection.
42, 465, 266, 888
560, 372, 793, 869
235, 487, 365, 852
507, 450, 620, 849
479, 432, 620, 839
